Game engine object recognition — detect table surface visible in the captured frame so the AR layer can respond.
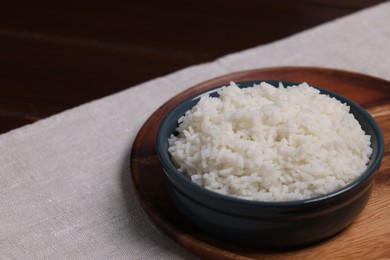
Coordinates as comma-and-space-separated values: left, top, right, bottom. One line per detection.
1, 1, 390, 259
0, 0, 386, 133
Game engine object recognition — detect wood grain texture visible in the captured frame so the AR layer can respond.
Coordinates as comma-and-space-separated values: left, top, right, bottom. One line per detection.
0, 0, 386, 133
130, 67, 390, 259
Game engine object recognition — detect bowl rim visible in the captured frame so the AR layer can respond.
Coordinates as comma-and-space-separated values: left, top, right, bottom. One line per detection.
156, 80, 385, 207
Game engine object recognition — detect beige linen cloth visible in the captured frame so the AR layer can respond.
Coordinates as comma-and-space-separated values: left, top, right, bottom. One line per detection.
1, 2, 390, 259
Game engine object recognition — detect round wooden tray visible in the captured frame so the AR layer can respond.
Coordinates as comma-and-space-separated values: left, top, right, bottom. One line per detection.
130, 67, 390, 259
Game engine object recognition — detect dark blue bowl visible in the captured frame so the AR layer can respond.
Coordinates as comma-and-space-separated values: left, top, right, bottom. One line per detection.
156, 80, 384, 249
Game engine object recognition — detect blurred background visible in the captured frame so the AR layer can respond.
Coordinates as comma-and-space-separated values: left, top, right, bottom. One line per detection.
0, 0, 386, 134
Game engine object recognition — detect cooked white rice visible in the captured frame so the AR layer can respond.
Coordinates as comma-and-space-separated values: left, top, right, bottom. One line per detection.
168, 82, 372, 201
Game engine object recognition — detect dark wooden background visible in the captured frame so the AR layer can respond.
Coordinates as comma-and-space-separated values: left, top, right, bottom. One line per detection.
0, 0, 385, 134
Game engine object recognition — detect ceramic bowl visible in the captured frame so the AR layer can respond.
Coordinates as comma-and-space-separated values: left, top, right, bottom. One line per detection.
156, 80, 384, 249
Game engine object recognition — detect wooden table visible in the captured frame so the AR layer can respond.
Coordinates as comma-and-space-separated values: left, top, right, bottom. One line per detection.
0, 0, 386, 134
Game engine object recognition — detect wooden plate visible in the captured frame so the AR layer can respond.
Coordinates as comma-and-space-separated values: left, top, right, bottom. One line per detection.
130, 67, 390, 259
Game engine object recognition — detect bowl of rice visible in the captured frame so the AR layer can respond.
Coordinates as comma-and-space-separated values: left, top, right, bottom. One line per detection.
156, 80, 384, 249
